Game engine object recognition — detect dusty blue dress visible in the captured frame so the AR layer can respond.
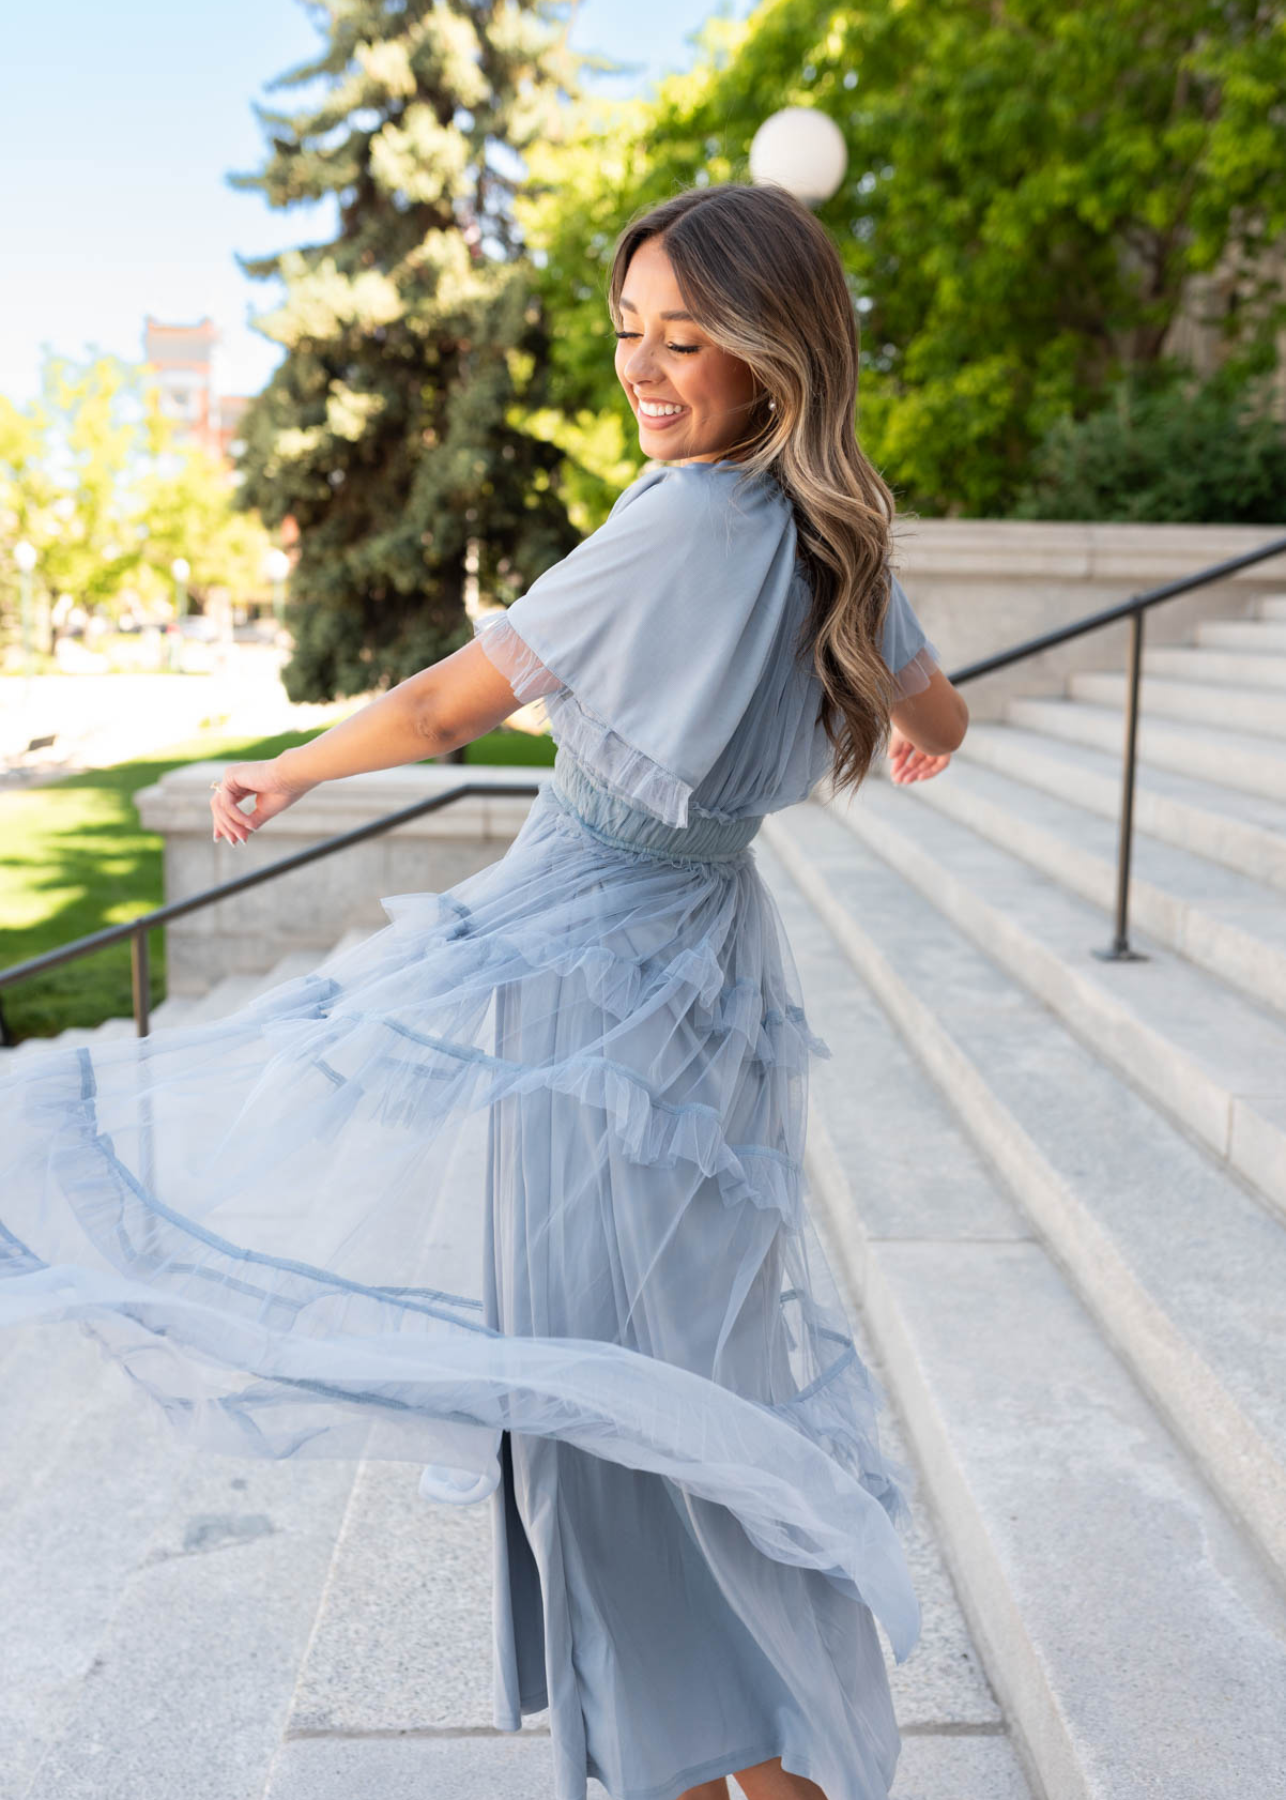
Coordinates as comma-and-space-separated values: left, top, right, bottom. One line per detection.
0, 457, 941, 1800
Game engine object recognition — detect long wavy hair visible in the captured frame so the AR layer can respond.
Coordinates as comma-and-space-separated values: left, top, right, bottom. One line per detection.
606, 181, 905, 797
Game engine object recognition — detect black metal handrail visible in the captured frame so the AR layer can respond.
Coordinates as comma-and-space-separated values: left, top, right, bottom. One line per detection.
939, 530, 1286, 964
3, 527, 1285, 1040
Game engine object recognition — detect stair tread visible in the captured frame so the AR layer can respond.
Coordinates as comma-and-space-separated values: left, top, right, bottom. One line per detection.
1145, 645, 1286, 686
757, 829, 1286, 1793
1011, 694, 1286, 770
848, 779, 1286, 1116
1074, 668, 1286, 704
766, 805, 1286, 1485
962, 720, 1286, 840
918, 751, 1286, 953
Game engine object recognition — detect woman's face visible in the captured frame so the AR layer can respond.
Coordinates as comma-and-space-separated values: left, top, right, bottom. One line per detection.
613, 236, 759, 466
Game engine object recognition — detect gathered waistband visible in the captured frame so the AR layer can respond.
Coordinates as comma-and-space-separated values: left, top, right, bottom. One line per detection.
547, 753, 762, 865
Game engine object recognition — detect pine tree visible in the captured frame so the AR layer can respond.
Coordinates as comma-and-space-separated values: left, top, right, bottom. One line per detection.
231, 0, 587, 702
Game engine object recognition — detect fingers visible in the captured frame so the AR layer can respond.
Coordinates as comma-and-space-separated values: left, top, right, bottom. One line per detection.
211, 786, 255, 845
892, 751, 949, 784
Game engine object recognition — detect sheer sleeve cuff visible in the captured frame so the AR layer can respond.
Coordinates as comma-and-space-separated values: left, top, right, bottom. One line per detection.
889, 640, 942, 702
473, 612, 565, 704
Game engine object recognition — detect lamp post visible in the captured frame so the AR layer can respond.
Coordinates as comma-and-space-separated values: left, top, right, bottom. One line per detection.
13, 540, 36, 681
748, 107, 848, 207
264, 547, 291, 634
169, 556, 190, 671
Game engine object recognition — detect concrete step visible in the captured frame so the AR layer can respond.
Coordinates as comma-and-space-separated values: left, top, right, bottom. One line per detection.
0, 1340, 189, 1800
328, 924, 380, 958
763, 801, 1286, 1587
178, 971, 277, 1027
263, 1735, 1033, 1800
1005, 695, 1286, 806
957, 721, 1286, 895
756, 824, 1286, 1800
892, 751, 1286, 1017
1143, 644, 1286, 689
262, 948, 328, 986
1068, 670, 1286, 739
21, 1451, 357, 1800
1198, 617, 1286, 651
820, 774, 1286, 1220
148, 992, 202, 1032
1259, 595, 1286, 622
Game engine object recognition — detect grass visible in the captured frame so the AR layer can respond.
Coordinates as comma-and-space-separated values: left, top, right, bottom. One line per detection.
0, 722, 556, 1042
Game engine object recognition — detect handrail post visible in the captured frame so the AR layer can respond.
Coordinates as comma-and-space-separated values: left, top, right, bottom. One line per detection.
131, 929, 151, 1036
1093, 606, 1148, 964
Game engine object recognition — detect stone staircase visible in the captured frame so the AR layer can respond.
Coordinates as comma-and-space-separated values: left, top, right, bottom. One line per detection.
758, 586, 1286, 1800
4, 591, 1286, 1798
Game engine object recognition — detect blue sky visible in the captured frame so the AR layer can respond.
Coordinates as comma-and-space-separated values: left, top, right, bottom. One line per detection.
0, 0, 753, 406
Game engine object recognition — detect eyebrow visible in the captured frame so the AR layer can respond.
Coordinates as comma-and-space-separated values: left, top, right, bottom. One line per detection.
618, 296, 696, 322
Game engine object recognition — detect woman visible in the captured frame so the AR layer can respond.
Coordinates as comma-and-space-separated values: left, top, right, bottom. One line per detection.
1, 183, 967, 1800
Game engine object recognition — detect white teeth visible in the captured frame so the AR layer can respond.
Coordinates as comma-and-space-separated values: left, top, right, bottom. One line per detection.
640, 402, 685, 417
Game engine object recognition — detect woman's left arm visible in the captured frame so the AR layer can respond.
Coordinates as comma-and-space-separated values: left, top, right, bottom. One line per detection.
210, 639, 526, 845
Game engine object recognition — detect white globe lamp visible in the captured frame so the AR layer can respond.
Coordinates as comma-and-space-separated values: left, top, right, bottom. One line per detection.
749, 107, 848, 208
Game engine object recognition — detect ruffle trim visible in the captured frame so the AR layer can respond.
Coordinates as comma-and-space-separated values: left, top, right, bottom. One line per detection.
243, 999, 811, 1230
474, 609, 695, 825
472, 611, 565, 705
374, 888, 832, 1066
889, 639, 942, 702
543, 687, 695, 829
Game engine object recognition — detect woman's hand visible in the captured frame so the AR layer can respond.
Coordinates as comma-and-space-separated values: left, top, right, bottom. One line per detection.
886, 725, 952, 786
210, 756, 317, 846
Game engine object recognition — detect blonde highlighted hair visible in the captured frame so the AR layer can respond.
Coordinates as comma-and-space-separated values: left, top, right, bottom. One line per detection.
606, 181, 904, 797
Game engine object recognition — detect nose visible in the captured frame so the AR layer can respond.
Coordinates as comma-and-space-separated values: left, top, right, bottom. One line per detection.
621, 338, 661, 385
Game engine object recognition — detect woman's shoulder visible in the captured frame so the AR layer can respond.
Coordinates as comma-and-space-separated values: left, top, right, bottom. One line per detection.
607, 460, 793, 551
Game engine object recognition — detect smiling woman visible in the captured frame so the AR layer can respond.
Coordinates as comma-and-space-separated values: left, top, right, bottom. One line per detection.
0, 181, 967, 1800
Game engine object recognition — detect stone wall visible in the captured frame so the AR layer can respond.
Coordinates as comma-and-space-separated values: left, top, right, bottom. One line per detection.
892, 518, 1286, 719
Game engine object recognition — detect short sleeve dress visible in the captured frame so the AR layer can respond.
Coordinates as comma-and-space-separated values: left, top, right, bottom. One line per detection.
0, 457, 941, 1800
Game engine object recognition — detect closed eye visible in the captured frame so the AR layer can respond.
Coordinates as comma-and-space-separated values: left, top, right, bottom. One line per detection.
613, 332, 700, 354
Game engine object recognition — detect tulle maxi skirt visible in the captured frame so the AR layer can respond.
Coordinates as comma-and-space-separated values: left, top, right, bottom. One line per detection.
0, 751, 920, 1800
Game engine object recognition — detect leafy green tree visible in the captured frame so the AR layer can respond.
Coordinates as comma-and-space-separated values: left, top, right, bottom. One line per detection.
9, 355, 155, 615
522, 0, 1286, 518
1012, 359, 1286, 523
0, 352, 275, 632
230, 0, 596, 703
135, 449, 274, 608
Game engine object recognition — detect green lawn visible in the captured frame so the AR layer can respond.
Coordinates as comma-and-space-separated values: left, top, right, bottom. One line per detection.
0, 723, 555, 1042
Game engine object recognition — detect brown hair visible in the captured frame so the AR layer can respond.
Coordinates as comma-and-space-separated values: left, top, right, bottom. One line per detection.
607, 181, 904, 797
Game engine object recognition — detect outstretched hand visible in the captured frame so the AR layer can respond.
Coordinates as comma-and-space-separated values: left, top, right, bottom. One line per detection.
210, 757, 316, 846
886, 726, 951, 786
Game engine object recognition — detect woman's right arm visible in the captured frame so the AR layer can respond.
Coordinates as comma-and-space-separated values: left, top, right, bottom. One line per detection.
885, 666, 969, 783
211, 640, 528, 845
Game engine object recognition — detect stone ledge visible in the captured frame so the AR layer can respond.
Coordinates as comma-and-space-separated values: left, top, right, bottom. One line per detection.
136, 762, 551, 994
135, 760, 551, 841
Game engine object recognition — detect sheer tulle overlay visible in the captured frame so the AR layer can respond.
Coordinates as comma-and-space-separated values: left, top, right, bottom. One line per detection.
0, 460, 940, 1800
